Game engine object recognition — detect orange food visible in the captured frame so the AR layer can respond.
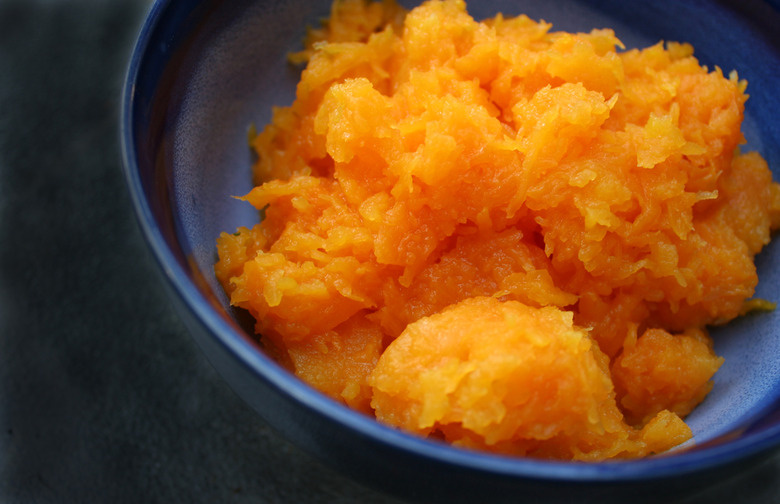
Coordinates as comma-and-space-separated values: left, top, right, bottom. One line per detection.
370, 296, 693, 459
215, 0, 780, 460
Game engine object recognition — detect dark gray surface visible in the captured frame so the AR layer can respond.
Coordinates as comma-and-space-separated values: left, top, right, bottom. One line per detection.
0, 0, 779, 502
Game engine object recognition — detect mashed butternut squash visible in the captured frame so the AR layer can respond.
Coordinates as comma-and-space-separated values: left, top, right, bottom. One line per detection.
215, 0, 780, 460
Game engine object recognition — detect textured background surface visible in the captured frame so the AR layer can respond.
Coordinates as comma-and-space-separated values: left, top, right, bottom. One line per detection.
0, 0, 779, 502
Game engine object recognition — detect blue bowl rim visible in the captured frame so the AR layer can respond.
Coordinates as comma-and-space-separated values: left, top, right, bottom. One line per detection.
119, 0, 780, 486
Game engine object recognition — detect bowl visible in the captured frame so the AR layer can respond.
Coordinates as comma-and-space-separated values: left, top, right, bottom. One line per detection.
121, 0, 780, 502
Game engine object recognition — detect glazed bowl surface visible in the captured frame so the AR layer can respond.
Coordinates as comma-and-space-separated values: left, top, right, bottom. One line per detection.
121, 0, 780, 502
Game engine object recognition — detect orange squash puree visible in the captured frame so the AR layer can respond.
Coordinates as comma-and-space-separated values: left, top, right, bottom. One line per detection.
370, 297, 692, 459
215, 0, 780, 460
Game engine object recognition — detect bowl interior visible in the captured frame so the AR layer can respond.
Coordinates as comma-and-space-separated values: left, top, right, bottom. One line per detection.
126, 0, 780, 478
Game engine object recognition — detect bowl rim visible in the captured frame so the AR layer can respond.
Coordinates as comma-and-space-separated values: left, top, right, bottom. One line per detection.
120, 0, 780, 485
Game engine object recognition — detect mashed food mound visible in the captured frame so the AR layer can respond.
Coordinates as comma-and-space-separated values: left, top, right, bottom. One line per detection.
216, 0, 780, 460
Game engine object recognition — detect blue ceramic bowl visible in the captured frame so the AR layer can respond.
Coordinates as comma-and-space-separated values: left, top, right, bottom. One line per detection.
121, 0, 780, 502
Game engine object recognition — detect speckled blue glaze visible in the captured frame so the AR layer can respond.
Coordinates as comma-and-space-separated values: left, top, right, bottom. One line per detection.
121, 1, 780, 502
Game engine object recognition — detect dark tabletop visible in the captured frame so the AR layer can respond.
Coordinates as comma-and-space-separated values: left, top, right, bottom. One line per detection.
1, 1, 779, 502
